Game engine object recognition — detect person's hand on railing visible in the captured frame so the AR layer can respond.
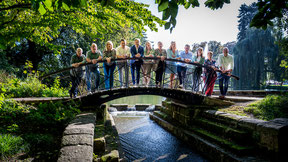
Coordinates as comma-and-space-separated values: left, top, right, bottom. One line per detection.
107, 57, 111, 64
184, 59, 191, 63
136, 53, 141, 58
98, 56, 102, 60
92, 59, 97, 64
176, 57, 181, 60
149, 54, 153, 57
161, 56, 165, 61
72, 63, 80, 67
210, 66, 217, 70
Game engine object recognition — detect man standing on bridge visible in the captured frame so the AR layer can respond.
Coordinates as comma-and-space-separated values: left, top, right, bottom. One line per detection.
86, 43, 102, 93
177, 44, 192, 89
217, 47, 234, 99
130, 38, 144, 87
116, 39, 130, 88
70, 48, 86, 98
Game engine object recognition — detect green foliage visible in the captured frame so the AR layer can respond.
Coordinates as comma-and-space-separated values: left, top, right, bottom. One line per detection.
0, 72, 68, 98
0, 134, 29, 160
245, 94, 288, 120
0, 0, 164, 50
26, 101, 80, 127
0, 98, 80, 159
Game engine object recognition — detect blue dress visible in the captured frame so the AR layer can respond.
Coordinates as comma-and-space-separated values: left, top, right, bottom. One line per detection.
165, 49, 178, 74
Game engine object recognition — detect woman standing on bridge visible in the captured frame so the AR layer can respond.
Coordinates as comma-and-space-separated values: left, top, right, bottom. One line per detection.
203, 51, 218, 96
154, 41, 167, 87
192, 47, 205, 92
166, 41, 178, 89
103, 41, 117, 90
143, 41, 154, 87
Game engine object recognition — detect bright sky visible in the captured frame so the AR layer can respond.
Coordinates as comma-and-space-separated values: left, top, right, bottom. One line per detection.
136, 0, 257, 49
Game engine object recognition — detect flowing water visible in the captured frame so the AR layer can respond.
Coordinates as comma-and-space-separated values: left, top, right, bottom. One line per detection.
111, 111, 208, 162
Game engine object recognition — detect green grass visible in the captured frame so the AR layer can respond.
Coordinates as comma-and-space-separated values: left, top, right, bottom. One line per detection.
0, 134, 29, 160
244, 94, 288, 120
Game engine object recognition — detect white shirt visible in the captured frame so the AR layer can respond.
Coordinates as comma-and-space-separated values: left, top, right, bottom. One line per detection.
217, 54, 234, 71
116, 46, 131, 63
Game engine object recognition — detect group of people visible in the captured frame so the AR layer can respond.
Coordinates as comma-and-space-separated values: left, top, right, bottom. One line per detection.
69, 38, 234, 99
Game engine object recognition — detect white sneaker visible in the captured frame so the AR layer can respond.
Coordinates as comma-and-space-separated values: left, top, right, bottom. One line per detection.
178, 84, 183, 89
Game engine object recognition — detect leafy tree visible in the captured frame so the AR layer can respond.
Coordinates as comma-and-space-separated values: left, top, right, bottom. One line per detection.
233, 28, 279, 90
273, 11, 288, 82
237, 3, 258, 41
0, 0, 164, 50
156, 0, 288, 31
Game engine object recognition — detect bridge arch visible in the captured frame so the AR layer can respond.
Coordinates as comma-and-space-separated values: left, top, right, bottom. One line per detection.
78, 87, 205, 108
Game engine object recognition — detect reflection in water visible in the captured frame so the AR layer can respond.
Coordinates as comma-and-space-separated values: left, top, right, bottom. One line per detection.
112, 112, 207, 162
107, 95, 163, 106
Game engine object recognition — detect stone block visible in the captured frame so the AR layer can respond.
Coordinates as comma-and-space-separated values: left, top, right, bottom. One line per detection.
110, 104, 128, 111
238, 118, 265, 132
155, 104, 162, 111
101, 150, 119, 162
256, 118, 288, 153
64, 127, 94, 135
62, 134, 93, 146
94, 137, 106, 153
135, 104, 150, 111
58, 145, 93, 162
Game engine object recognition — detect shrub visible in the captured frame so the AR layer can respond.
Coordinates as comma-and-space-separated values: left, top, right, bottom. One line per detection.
245, 94, 288, 120
0, 72, 69, 98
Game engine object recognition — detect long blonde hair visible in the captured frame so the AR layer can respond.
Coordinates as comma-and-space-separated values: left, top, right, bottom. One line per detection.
145, 41, 152, 51
105, 41, 114, 51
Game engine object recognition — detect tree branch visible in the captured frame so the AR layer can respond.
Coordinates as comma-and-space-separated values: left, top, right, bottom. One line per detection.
0, 10, 19, 29
0, 3, 31, 11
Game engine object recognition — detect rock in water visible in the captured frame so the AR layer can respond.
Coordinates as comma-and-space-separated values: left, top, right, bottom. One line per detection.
108, 107, 118, 112
127, 106, 136, 111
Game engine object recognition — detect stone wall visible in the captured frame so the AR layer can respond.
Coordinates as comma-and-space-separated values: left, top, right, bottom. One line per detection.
58, 113, 96, 162
158, 100, 288, 161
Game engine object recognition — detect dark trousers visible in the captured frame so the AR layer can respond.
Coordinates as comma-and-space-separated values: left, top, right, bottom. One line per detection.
218, 73, 230, 96
86, 65, 100, 91
155, 61, 165, 85
131, 61, 142, 85
177, 65, 187, 85
70, 75, 82, 96
104, 63, 116, 89
192, 68, 202, 92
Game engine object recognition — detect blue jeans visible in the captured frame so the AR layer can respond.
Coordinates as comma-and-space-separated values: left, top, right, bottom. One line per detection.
117, 62, 129, 87
104, 63, 116, 89
218, 73, 230, 96
86, 65, 100, 91
177, 65, 187, 86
